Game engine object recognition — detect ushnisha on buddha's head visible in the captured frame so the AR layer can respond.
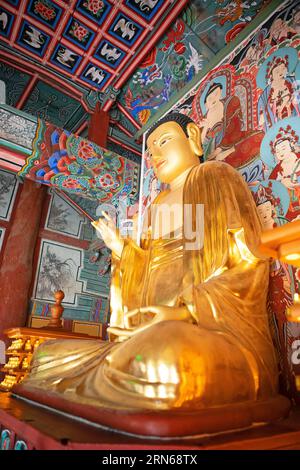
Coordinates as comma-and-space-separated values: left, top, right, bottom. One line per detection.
146, 113, 203, 184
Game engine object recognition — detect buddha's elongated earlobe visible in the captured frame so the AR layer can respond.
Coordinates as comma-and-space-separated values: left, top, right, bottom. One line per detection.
187, 122, 203, 157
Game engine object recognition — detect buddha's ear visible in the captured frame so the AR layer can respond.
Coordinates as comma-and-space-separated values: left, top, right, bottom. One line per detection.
187, 122, 203, 157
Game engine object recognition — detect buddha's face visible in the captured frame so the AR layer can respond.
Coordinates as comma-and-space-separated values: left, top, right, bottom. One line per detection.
147, 121, 201, 184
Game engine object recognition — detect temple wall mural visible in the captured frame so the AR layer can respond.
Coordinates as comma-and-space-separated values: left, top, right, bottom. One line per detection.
119, 0, 271, 127
0, 174, 112, 337
29, 189, 112, 334
0, 169, 18, 259
0, 109, 140, 337
0, 169, 19, 221
140, 0, 300, 400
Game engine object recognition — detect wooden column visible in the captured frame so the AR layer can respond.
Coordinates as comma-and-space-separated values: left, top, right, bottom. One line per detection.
88, 103, 109, 148
0, 180, 46, 343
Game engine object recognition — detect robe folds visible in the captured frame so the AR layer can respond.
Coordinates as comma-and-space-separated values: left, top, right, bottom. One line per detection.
22, 162, 278, 410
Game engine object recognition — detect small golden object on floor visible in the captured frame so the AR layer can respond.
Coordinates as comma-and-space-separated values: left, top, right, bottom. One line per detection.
0, 334, 45, 391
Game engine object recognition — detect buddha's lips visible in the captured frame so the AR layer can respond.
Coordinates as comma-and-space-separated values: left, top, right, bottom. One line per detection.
156, 159, 166, 170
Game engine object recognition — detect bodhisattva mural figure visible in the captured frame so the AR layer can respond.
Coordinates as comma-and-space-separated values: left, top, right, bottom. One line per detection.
194, 70, 264, 170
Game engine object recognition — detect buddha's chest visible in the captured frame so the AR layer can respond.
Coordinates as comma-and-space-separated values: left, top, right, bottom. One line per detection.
151, 188, 183, 238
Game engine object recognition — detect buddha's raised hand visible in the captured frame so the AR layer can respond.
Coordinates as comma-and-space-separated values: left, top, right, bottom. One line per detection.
125, 305, 192, 328
92, 212, 124, 258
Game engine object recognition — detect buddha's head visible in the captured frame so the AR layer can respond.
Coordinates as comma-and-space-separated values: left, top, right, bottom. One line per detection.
146, 113, 203, 184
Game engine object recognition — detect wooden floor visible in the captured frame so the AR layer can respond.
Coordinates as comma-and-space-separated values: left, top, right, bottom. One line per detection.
0, 392, 300, 450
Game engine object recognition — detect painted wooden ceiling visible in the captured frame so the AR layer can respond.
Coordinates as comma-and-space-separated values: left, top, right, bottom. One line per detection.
0, 0, 270, 159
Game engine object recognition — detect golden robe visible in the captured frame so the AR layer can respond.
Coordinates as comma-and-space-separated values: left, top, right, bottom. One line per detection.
22, 162, 278, 411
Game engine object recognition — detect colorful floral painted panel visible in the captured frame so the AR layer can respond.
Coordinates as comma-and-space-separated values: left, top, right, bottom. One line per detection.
63, 18, 95, 50
75, 0, 112, 26
27, 0, 62, 29
18, 119, 140, 206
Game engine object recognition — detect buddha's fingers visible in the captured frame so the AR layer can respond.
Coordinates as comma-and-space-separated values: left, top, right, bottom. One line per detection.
139, 306, 160, 314
107, 326, 133, 338
92, 219, 112, 240
108, 323, 153, 339
124, 308, 141, 329
91, 219, 105, 232
101, 211, 113, 223
101, 211, 117, 230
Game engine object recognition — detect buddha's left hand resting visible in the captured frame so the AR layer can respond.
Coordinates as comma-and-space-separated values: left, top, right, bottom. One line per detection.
108, 304, 192, 340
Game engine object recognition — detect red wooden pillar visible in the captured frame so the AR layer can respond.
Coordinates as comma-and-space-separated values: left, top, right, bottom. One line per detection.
88, 103, 109, 148
0, 180, 46, 343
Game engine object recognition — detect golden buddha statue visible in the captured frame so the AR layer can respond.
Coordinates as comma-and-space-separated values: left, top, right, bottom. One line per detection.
17, 113, 290, 437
